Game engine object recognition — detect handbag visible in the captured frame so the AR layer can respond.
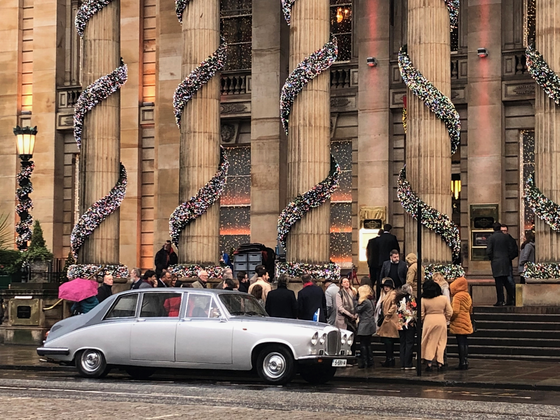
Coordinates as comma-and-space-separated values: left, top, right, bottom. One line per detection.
377, 309, 385, 327
470, 313, 477, 333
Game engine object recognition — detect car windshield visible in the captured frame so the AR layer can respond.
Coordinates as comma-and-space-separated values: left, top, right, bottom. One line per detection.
219, 293, 267, 317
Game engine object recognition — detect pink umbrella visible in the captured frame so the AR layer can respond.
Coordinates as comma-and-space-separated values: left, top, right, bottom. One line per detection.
58, 278, 99, 302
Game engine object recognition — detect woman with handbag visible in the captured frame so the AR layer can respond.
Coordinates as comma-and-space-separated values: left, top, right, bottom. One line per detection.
395, 283, 417, 370
355, 285, 375, 368
377, 278, 399, 367
337, 277, 357, 332
449, 276, 473, 370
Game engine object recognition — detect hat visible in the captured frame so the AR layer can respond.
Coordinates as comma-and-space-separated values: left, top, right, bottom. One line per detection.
382, 278, 395, 289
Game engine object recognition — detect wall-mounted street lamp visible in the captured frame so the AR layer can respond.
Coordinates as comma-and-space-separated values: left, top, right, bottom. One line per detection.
13, 125, 37, 251
451, 174, 462, 200
477, 48, 489, 58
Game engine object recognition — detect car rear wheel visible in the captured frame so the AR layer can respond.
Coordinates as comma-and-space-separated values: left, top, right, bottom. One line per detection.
299, 365, 337, 385
256, 345, 295, 385
125, 367, 155, 380
76, 349, 110, 378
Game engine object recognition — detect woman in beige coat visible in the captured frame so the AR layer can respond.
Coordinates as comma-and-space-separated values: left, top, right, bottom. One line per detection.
421, 279, 453, 371
377, 278, 399, 367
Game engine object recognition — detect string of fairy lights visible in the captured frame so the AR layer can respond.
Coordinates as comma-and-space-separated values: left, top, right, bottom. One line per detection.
15, 162, 34, 250
397, 1, 463, 281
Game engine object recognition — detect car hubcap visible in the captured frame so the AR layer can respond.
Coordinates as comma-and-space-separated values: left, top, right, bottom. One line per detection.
82, 351, 101, 372
263, 352, 286, 379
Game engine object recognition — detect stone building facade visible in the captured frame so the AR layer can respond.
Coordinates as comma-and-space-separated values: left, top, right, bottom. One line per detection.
0, 0, 538, 278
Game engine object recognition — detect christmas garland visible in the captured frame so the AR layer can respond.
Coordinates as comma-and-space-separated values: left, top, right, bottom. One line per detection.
281, 0, 297, 26
169, 148, 229, 246
173, 42, 227, 127
68, 264, 129, 279
74, 63, 128, 149
276, 261, 341, 282
277, 155, 341, 250
175, 0, 193, 23
280, 35, 338, 135
424, 263, 465, 282
524, 262, 560, 280
526, 44, 560, 105
71, 163, 128, 260
444, 0, 460, 30
168, 264, 225, 279
398, 45, 461, 155
75, 0, 114, 37
397, 166, 461, 262
15, 162, 35, 249
524, 174, 560, 232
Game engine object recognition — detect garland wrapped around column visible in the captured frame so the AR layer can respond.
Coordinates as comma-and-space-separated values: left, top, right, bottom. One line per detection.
397, 0, 462, 280
70, 0, 128, 277
279, 0, 340, 280
524, 43, 560, 279
15, 160, 34, 250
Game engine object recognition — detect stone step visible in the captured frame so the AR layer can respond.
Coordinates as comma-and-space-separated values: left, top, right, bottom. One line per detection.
473, 312, 560, 323
473, 329, 560, 340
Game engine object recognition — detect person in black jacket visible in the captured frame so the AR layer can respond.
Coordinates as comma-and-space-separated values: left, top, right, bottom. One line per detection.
265, 275, 297, 319
297, 274, 327, 322
374, 224, 400, 296
500, 224, 519, 302
154, 240, 178, 278
487, 223, 518, 306
379, 250, 407, 289
96, 274, 113, 303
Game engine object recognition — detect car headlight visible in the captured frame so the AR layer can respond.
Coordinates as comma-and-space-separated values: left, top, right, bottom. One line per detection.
347, 333, 354, 346
319, 333, 327, 345
311, 331, 319, 346
341, 333, 347, 345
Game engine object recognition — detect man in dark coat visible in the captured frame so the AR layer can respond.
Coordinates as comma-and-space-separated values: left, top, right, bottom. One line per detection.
501, 224, 519, 301
366, 230, 381, 290
487, 222, 518, 306
96, 274, 113, 303
154, 240, 178, 278
379, 250, 407, 289
265, 275, 297, 319
297, 274, 327, 322
375, 224, 400, 296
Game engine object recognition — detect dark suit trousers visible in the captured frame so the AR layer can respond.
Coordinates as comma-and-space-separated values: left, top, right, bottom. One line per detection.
369, 265, 380, 296
494, 276, 514, 304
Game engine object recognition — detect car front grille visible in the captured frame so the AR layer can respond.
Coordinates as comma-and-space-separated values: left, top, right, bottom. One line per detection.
325, 330, 340, 355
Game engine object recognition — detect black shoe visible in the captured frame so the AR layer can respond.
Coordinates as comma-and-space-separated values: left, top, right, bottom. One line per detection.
493, 302, 505, 306
437, 363, 446, 371
381, 358, 395, 367
505, 301, 515, 306
426, 364, 433, 372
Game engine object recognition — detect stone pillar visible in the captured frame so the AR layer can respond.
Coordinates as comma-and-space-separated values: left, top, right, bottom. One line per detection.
250, 1, 288, 248
535, 0, 560, 262
178, 1, 221, 265
356, 0, 391, 272
405, 0, 452, 264
467, 0, 503, 274
286, 0, 331, 264
78, 3, 121, 264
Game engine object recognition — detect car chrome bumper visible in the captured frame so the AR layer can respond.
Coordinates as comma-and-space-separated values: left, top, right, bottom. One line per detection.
37, 347, 70, 356
297, 355, 356, 364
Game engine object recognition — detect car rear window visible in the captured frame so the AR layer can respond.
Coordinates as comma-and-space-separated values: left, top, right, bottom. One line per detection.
106, 294, 138, 319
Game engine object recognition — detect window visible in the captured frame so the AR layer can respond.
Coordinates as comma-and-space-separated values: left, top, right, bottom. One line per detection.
330, 0, 353, 61
140, 292, 182, 318
105, 295, 138, 319
186, 294, 212, 318
524, 0, 536, 47
220, 0, 252, 70
520, 130, 535, 238
330, 141, 352, 268
220, 146, 251, 256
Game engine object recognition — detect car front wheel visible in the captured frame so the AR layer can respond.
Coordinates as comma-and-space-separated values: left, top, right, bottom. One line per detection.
299, 364, 337, 385
256, 346, 295, 385
76, 349, 111, 378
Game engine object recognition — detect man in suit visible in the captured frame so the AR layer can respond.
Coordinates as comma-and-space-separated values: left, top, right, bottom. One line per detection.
375, 224, 401, 296
500, 224, 519, 303
130, 268, 143, 289
487, 222, 518, 306
265, 275, 297, 319
379, 249, 407, 289
366, 230, 381, 291
297, 274, 327, 322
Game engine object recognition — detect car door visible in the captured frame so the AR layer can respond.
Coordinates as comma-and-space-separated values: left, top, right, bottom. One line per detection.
130, 291, 183, 362
175, 293, 233, 365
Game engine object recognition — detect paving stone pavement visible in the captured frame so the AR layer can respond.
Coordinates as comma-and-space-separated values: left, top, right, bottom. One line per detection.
2, 344, 560, 391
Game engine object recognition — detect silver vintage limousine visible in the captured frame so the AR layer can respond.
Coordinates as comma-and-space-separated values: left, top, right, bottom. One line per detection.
37, 288, 354, 385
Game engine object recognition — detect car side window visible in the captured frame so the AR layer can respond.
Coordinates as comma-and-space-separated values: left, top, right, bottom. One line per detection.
105, 294, 138, 319
186, 294, 211, 318
140, 292, 183, 318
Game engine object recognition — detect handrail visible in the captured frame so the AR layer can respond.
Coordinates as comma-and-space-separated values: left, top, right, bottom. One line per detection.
43, 299, 63, 312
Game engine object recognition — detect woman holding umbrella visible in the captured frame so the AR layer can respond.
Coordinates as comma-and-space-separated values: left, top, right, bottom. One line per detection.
59, 275, 100, 315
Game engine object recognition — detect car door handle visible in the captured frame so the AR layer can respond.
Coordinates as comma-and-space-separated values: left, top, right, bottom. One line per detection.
180, 318, 192, 322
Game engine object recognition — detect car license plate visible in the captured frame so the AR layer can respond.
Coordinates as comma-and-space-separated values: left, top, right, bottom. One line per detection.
332, 359, 347, 367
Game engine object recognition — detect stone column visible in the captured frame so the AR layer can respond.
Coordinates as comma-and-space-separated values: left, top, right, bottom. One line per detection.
178, 1, 221, 265
405, 0, 452, 264
78, 3, 121, 264
535, 0, 560, 262
467, 0, 503, 274
286, 0, 331, 264
250, 1, 288, 248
